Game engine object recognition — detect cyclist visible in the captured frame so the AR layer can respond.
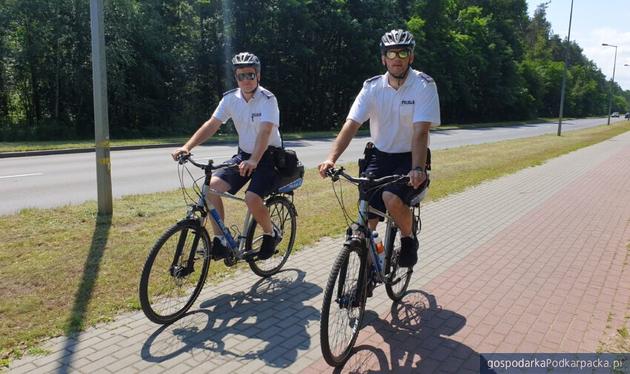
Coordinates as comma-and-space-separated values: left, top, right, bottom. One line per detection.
172, 52, 282, 260
318, 29, 440, 268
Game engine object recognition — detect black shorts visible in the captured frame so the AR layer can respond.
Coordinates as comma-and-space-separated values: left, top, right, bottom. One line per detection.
361, 148, 428, 220
214, 148, 280, 198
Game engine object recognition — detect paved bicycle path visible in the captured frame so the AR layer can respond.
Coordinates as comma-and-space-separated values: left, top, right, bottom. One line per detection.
8, 131, 630, 373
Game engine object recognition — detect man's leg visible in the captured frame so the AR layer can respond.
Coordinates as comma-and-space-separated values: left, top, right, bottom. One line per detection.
383, 191, 418, 267
245, 191, 273, 234
382, 191, 412, 236
207, 176, 231, 236
245, 191, 279, 260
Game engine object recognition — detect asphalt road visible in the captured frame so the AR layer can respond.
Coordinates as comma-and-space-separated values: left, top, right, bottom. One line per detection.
0, 117, 624, 215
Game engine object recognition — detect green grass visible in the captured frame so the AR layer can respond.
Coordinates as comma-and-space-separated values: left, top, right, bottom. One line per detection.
599, 243, 630, 354
1, 121, 629, 364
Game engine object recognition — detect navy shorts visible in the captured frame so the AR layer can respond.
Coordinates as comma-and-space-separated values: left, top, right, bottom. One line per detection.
361, 148, 428, 220
214, 148, 280, 198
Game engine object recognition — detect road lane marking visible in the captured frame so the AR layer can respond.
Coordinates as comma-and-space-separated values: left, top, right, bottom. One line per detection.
0, 173, 44, 179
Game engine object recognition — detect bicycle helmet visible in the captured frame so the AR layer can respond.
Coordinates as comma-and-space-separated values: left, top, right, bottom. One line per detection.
380, 29, 415, 53
231, 52, 261, 73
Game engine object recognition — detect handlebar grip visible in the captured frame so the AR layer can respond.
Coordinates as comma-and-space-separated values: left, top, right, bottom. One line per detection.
177, 153, 191, 164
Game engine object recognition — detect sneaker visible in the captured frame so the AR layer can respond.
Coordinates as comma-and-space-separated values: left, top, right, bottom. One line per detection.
258, 231, 278, 260
398, 236, 419, 267
211, 237, 229, 260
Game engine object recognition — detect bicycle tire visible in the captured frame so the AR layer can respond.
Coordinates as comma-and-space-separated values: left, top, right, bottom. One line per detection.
384, 215, 417, 302
139, 219, 211, 324
320, 242, 368, 367
245, 195, 297, 277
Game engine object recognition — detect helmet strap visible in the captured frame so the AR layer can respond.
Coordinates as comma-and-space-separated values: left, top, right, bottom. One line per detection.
388, 65, 411, 87
241, 84, 259, 101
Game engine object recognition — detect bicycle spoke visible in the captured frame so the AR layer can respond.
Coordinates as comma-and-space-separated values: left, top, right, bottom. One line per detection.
321, 246, 365, 364
247, 197, 296, 277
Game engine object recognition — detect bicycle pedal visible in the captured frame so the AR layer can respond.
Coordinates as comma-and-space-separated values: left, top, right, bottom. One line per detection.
223, 254, 237, 266
243, 251, 258, 262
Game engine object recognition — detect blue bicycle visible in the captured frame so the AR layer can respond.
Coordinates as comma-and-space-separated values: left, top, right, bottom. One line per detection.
139, 154, 302, 324
319, 167, 425, 366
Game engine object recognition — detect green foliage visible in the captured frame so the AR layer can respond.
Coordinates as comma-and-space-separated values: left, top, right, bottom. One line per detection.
0, 0, 628, 141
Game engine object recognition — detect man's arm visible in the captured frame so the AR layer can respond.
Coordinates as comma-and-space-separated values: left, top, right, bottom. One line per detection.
171, 117, 222, 160
409, 121, 431, 188
318, 119, 361, 177
239, 122, 273, 177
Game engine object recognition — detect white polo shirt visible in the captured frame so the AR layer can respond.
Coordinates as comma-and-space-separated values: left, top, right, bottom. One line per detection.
212, 85, 282, 154
347, 69, 441, 153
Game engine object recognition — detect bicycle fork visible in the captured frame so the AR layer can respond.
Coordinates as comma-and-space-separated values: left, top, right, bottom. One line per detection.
170, 226, 201, 277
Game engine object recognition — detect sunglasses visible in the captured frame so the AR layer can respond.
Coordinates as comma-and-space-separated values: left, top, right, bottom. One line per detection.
385, 50, 411, 60
236, 72, 257, 81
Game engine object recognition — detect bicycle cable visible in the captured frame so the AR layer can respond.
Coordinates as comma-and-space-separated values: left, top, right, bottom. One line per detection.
331, 178, 356, 228
332, 174, 408, 229
178, 162, 204, 206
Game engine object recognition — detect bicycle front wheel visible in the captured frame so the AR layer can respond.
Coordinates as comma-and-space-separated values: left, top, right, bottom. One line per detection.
320, 242, 368, 367
245, 195, 297, 277
139, 219, 211, 324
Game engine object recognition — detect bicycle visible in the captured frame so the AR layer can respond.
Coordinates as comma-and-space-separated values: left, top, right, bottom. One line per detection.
139, 154, 302, 324
319, 166, 426, 367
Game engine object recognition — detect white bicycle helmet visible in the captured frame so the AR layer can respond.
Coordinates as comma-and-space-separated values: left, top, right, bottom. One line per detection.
380, 29, 416, 53
231, 52, 261, 73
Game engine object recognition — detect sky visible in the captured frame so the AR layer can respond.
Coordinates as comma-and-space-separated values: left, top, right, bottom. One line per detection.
526, 0, 630, 90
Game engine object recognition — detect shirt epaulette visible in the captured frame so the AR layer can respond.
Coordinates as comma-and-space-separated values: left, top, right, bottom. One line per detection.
364, 75, 381, 84
419, 72, 434, 83
222, 88, 238, 96
260, 88, 275, 99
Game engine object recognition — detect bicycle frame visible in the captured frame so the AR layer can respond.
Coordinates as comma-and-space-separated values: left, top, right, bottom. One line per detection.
184, 165, 254, 260
355, 200, 398, 283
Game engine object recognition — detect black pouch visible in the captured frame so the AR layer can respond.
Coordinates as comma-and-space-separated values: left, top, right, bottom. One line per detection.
358, 142, 375, 175
275, 147, 300, 177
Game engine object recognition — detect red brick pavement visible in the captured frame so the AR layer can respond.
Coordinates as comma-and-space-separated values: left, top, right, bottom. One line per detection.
308, 143, 630, 373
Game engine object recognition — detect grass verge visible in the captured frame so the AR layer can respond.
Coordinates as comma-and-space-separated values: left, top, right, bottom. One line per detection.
0, 117, 605, 152
1, 121, 629, 364
0, 130, 371, 153
598, 243, 630, 353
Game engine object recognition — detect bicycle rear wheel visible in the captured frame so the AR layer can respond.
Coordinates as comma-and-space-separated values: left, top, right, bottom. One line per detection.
320, 242, 368, 367
384, 226, 412, 301
245, 195, 297, 277
139, 219, 211, 324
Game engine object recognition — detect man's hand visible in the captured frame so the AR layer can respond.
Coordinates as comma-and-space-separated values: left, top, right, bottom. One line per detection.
171, 147, 190, 161
408, 168, 426, 189
318, 160, 335, 178
239, 159, 258, 177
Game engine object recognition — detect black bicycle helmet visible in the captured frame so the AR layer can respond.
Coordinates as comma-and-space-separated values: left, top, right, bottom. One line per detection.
380, 29, 416, 53
231, 52, 261, 73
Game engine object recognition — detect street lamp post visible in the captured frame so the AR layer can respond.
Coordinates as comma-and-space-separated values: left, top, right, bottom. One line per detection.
557, 0, 574, 136
602, 43, 618, 126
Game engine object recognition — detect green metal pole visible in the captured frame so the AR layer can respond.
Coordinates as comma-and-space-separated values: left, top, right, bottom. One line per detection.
90, 0, 112, 215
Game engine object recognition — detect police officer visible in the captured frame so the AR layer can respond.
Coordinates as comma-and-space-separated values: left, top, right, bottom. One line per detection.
319, 30, 441, 267
172, 52, 282, 260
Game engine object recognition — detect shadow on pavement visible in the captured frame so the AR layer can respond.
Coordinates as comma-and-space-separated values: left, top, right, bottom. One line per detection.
335, 290, 491, 373
58, 214, 112, 374
140, 268, 321, 369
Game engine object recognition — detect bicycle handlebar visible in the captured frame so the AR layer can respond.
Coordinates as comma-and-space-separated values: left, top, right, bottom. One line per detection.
177, 153, 238, 171
325, 167, 409, 187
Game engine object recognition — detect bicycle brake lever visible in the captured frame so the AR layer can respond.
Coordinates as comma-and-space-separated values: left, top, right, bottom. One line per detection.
178, 153, 191, 165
